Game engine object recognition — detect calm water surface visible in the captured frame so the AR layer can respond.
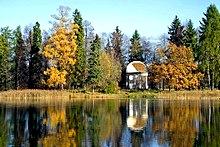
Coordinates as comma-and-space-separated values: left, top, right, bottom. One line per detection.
0, 98, 220, 147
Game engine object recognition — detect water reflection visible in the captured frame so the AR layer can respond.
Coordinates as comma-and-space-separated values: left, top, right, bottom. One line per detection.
0, 99, 220, 146
127, 99, 148, 132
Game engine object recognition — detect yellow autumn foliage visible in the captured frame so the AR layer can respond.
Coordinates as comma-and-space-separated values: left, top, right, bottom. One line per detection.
152, 101, 199, 146
43, 67, 67, 87
43, 23, 78, 88
41, 106, 76, 147
99, 51, 122, 90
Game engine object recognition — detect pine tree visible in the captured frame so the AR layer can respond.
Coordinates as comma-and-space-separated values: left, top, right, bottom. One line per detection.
199, 4, 220, 90
87, 34, 102, 93
168, 15, 184, 46
71, 9, 86, 89
14, 26, 28, 89
183, 20, 198, 60
0, 35, 9, 90
129, 30, 144, 62
0, 27, 12, 90
28, 22, 44, 89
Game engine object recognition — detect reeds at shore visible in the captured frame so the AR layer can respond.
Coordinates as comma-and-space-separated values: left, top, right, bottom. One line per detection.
158, 90, 220, 99
0, 89, 125, 106
0, 89, 219, 106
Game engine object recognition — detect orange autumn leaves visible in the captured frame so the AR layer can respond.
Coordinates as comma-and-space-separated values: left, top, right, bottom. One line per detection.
149, 43, 203, 90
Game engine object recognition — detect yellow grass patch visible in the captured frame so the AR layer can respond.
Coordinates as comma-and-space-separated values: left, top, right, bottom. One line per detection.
158, 90, 220, 99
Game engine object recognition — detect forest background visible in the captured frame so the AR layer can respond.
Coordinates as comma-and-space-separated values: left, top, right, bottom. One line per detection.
0, 4, 219, 93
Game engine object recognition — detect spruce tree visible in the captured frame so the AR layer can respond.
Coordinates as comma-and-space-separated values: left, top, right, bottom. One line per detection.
111, 26, 124, 64
87, 34, 102, 93
129, 30, 144, 62
14, 26, 28, 89
183, 20, 198, 60
0, 36, 9, 90
168, 15, 184, 46
199, 4, 220, 90
110, 26, 125, 87
71, 9, 86, 89
28, 22, 44, 89
0, 27, 12, 90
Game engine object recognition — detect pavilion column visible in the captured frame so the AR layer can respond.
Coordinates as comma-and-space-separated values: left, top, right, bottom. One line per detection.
145, 73, 148, 89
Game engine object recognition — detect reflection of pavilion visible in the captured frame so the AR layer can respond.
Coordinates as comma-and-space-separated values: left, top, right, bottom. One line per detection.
127, 99, 148, 132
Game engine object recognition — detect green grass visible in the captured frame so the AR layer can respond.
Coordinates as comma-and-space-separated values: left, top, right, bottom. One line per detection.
122, 90, 158, 99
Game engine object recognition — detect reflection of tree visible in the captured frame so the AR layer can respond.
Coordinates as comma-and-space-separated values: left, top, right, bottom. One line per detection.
41, 105, 77, 147
131, 131, 143, 146
13, 107, 22, 146
151, 100, 199, 147
82, 100, 123, 146
28, 106, 40, 146
42, 128, 76, 147
0, 108, 8, 147
99, 100, 122, 146
3, 99, 220, 146
66, 103, 85, 146
194, 100, 220, 146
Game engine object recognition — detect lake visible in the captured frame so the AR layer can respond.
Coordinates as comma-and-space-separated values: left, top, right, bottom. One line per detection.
0, 98, 219, 147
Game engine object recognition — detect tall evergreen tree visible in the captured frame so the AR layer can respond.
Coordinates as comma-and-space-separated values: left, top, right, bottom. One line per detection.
87, 34, 102, 93
71, 9, 86, 89
183, 20, 198, 60
28, 22, 44, 89
23, 25, 33, 55
14, 26, 28, 89
111, 26, 124, 64
0, 35, 9, 90
0, 27, 12, 90
110, 26, 125, 87
129, 30, 144, 62
199, 4, 220, 90
168, 15, 184, 46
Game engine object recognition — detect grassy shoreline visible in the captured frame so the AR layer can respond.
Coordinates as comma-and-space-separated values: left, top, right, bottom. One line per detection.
0, 89, 219, 105
158, 90, 220, 100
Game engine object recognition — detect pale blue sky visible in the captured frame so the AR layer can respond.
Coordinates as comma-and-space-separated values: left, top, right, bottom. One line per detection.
0, 0, 219, 38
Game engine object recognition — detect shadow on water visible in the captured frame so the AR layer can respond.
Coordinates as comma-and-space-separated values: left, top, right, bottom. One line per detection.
0, 98, 220, 146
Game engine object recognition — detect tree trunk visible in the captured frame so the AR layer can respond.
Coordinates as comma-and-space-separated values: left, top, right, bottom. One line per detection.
211, 69, 214, 90
207, 65, 211, 90
15, 62, 19, 90
92, 85, 94, 93
4, 73, 7, 91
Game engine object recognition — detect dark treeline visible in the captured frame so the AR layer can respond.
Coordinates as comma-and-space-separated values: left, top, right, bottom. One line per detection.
0, 4, 219, 92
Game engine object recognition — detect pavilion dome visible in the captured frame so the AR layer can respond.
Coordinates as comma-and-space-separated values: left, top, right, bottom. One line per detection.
126, 61, 146, 73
